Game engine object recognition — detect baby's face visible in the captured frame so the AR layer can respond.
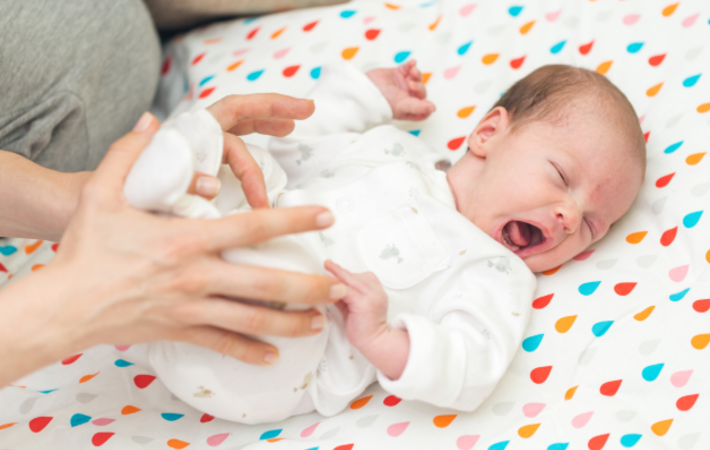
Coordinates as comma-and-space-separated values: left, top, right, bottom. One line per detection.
447, 107, 644, 273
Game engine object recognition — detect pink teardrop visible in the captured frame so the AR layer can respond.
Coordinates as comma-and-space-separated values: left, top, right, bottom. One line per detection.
522, 402, 546, 418
301, 422, 320, 438
114, 345, 131, 351
459, 4, 476, 16
545, 10, 561, 22
92, 418, 115, 426
386, 421, 410, 437
207, 433, 229, 447
682, 13, 699, 27
671, 370, 693, 388
623, 14, 640, 25
457, 435, 480, 450
444, 66, 461, 80
669, 264, 689, 282
572, 411, 594, 428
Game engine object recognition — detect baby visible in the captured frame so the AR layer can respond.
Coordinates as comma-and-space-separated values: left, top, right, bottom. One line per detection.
129, 61, 645, 424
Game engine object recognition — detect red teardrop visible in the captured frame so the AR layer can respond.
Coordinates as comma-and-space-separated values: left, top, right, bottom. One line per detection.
447, 136, 466, 150
92, 432, 115, 447
62, 353, 83, 365
599, 379, 622, 396
649, 54, 666, 66
283, 65, 300, 77
384, 395, 402, 406
655, 172, 675, 188
161, 56, 172, 76
0, 262, 7, 273
51, 243, 60, 252
334, 445, 354, 450
530, 366, 552, 384
692, 299, 710, 313
365, 29, 381, 40
247, 27, 259, 40
510, 56, 526, 69
532, 293, 553, 309
133, 374, 156, 389
191, 53, 206, 65
613, 283, 637, 296
199, 87, 216, 99
588, 433, 610, 450
676, 394, 698, 411
200, 413, 215, 423
303, 21, 319, 32
29, 416, 53, 433
660, 227, 677, 247
644, 131, 650, 143
579, 41, 594, 55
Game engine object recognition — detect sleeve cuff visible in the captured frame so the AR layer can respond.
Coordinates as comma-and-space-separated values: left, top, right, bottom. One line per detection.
320, 63, 394, 122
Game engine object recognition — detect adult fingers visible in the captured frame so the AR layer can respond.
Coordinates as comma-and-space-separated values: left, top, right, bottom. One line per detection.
222, 133, 269, 209
205, 260, 346, 304
85, 112, 160, 204
201, 205, 335, 250
227, 118, 295, 137
207, 94, 315, 132
181, 325, 279, 366
182, 297, 326, 337
187, 172, 221, 200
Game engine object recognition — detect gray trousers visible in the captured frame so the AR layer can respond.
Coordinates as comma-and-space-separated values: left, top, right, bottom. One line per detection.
0, 0, 161, 172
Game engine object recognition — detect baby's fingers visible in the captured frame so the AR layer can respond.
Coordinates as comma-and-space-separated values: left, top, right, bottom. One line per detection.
408, 79, 427, 100
395, 98, 436, 121
324, 260, 364, 292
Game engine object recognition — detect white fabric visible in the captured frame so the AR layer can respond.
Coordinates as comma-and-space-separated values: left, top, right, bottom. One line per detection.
137, 63, 535, 423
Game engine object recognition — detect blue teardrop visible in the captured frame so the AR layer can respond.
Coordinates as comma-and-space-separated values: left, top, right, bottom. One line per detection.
522, 334, 544, 352
508, 6, 523, 17
489, 441, 510, 450
663, 141, 683, 153
670, 288, 690, 302
683, 74, 701, 87
161, 413, 184, 421
627, 42, 644, 53
620, 434, 642, 447
70, 413, 91, 427
0, 246, 18, 256
340, 10, 356, 18
394, 51, 411, 64
114, 359, 134, 367
310, 67, 322, 79
683, 211, 703, 228
550, 40, 566, 54
458, 41, 473, 56
260, 429, 283, 440
548, 444, 569, 450
579, 281, 601, 296
592, 320, 613, 337
408, 130, 421, 136
642, 363, 664, 381
38, 389, 58, 394
246, 70, 264, 81
198, 75, 215, 87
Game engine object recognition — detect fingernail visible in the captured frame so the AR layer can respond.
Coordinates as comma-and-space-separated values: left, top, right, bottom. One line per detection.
311, 314, 325, 330
263, 352, 278, 364
315, 211, 335, 228
196, 176, 221, 197
133, 112, 152, 133
329, 283, 347, 300
306, 99, 315, 103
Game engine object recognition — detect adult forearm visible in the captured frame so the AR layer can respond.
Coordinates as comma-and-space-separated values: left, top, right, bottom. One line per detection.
0, 150, 89, 241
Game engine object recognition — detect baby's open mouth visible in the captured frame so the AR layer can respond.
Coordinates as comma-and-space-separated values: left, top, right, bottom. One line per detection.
502, 221, 545, 253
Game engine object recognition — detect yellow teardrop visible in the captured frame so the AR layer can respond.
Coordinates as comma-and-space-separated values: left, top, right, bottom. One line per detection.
691, 333, 710, 350
457, 106, 476, 118
341, 47, 359, 60
596, 61, 613, 75
646, 83, 663, 97
555, 315, 577, 333
686, 153, 706, 165
651, 418, 673, 436
626, 231, 647, 244
482, 53, 499, 65
565, 385, 578, 400
634, 306, 655, 321
518, 423, 540, 438
520, 21, 535, 35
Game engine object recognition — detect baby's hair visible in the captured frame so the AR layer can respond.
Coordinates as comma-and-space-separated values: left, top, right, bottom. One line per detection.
491, 64, 646, 172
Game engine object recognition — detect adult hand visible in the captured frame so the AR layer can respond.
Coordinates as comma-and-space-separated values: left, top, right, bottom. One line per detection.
0, 107, 344, 387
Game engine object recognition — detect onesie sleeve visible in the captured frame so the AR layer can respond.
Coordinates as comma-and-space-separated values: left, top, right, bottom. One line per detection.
376, 258, 537, 411
268, 63, 393, 186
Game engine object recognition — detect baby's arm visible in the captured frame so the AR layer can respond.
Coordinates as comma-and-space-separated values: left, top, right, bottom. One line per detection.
324, 260, 409, 380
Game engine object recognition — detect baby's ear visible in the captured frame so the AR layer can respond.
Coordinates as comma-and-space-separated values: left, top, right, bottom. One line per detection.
467, 107, 510, 157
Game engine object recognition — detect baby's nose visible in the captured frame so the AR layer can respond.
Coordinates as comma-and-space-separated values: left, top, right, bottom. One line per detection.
556, 201, 582, 234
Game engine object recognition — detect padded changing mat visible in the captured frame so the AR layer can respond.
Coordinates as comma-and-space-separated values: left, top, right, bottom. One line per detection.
2, 0, 710, 449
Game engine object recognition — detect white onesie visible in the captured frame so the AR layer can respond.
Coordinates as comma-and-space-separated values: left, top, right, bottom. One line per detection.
125, 63, 536, 424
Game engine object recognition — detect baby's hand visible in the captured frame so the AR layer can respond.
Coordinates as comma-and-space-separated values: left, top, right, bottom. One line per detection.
366, 60, 436, 121
324, 260, 389, 349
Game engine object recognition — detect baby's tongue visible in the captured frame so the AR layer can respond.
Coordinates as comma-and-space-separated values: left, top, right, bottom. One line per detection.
507, 221, 531, 247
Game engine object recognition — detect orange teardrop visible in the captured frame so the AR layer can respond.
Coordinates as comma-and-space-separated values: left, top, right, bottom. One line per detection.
341, 47, 359, 60
555, 315, 577, 333
79, 372, 99, 383
697, 103, 710, 113
457, 106, 476, 118
520, 21, 535, 34
429, 15, 442, 31
227, 60, 243, 72
0, 423, 17, 430
542, 265, 561, 275
25, 240, 43, 254
433, 414, 457, 428
646, 83, 663, 97
350, 395, 373, 409
686, 153, 706, 165
167, 439, 190, 449
626, 231, 647, 244
565, 385, 578, 400
518, 423, 540, 438
596, 61, 613, 75
651, 418, 673, 436
385, 3, 401, 9
634, 306, 655, 321
482, 54, 499, 65
271, 27, 286, 39
691, 334, 710, 350
121, 405, 141, 415
422, 73, 431, 84
662, 3, 679, 16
